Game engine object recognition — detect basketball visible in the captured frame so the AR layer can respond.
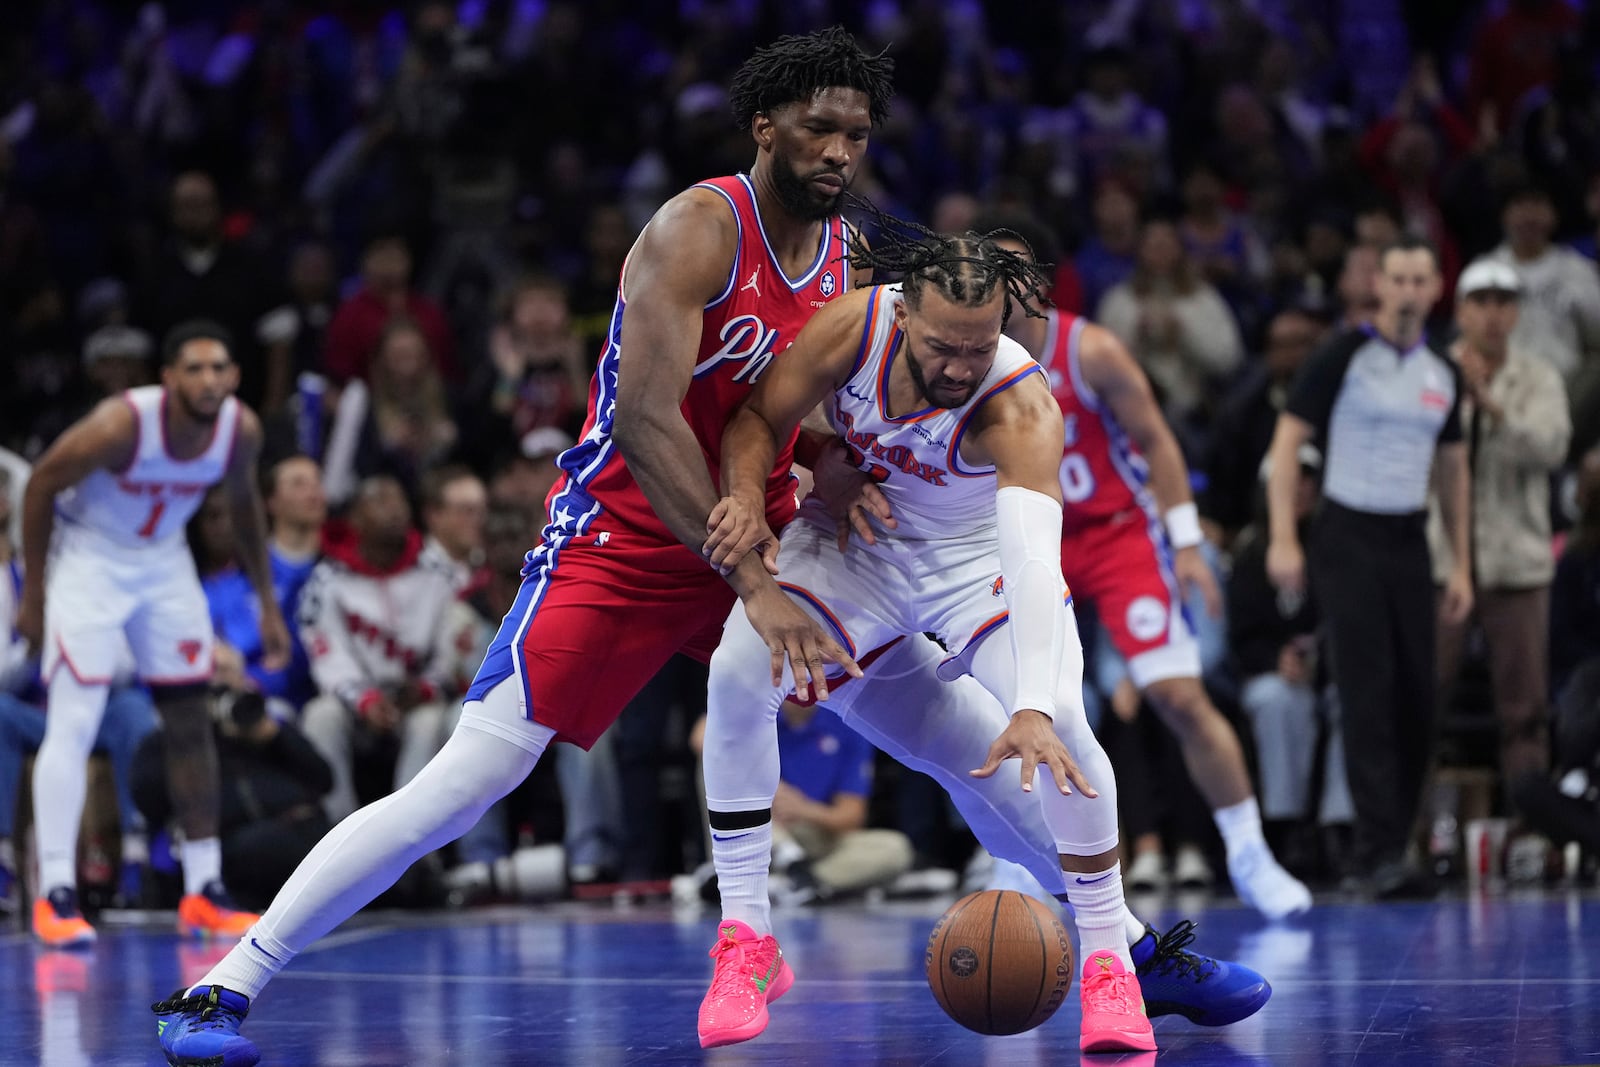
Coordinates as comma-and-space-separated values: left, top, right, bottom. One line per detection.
924, 889, 1074, 1035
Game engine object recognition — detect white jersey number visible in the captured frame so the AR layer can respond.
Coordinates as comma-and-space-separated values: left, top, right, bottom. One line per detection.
1059, 452, 1096, 505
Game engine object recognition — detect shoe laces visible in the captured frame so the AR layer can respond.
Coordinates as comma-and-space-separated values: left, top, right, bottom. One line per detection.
1142, 920, 1218, 982
151, 987, 245, 1032
707, 932, 755, 998
1082, 965, 1142, 1017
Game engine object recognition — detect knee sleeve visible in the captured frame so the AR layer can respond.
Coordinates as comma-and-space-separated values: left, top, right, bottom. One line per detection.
702, 601, 785, 813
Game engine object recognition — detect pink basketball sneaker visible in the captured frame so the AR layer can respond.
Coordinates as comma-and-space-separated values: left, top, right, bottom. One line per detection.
1079, 950, 1157, 1053
697, 919, 795, 1049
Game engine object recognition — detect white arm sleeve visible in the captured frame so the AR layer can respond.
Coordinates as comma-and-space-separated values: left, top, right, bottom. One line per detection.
996, 485, 1067, 719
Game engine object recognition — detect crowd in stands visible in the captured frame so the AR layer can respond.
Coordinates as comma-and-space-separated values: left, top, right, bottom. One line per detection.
5, 0, 1600, 913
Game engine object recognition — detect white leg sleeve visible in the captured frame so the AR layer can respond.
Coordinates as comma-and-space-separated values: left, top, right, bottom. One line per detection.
33, 671, 111, 892
825, 636, 1072, 896
197, 680, 547, 999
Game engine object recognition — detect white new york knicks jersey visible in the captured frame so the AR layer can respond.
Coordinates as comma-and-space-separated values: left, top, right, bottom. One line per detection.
56, 385, 240, 547
811, 285, 1043, 541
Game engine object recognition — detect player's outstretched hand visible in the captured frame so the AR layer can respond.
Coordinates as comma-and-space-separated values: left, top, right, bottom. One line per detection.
810, 439, 896, 551
744, 585, 861, 703
704, 495, 780, 576
970, 709, 1100, 797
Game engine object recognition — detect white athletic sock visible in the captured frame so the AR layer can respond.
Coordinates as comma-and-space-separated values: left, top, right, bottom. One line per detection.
192, 927, 291, 1001
182, 838, 223, 897
1123, 906, 1149, 946
712, 822, 774, 936
1064, 862, 1132, 970
1214, 797, 1267, 862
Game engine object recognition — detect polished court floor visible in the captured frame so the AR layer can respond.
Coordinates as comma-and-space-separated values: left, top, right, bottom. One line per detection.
4, 888, 1599, 1065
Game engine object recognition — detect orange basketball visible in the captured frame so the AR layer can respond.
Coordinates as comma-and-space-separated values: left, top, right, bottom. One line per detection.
925, 889, 1074, 1035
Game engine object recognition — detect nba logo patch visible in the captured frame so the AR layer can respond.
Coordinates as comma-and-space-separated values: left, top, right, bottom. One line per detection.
819, 270, 836, 297
990, 576, 1004, 598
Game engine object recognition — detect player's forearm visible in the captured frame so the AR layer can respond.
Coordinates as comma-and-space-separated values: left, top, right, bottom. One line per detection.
230, 496, 277, 607
996, 486, 1067, 718
19, 480, 56, 594
614, 407, 739, 559
720, 407, 783, 502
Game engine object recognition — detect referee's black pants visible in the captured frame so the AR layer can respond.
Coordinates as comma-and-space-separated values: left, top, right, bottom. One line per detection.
1311, 501, 1435, 869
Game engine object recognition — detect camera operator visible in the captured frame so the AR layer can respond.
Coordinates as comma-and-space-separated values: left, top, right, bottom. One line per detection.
130, 677, 332, 911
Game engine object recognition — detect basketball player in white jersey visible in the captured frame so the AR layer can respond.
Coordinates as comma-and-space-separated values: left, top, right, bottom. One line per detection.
697, 233, 1156, 1054
18, 320, 289, 947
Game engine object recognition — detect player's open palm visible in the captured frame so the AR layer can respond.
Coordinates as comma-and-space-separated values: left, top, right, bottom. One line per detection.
971, 710, 1100, 798
704, 495, 779, 576
744, 585, 861, 703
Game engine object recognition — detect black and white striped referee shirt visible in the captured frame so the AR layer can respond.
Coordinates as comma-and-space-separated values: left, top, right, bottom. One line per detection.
1286, 326, 1463, 515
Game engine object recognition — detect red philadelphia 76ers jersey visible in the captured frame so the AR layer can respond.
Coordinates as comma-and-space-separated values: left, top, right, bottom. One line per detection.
1037, 309, 1157, 534
549, 173, 852, 545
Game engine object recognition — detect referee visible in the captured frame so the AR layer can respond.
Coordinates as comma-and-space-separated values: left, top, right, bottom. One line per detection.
1264, 235, 1472, 897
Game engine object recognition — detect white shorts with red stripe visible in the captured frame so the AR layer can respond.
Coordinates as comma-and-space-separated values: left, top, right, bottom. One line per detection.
44, 522, 214, 687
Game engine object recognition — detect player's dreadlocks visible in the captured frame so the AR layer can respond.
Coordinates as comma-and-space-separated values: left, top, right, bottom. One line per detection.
844, 193, 1055, 326
729, 26, 895, 130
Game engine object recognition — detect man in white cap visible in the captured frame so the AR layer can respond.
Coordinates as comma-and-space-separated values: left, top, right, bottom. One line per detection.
1430, 257, 1570, 799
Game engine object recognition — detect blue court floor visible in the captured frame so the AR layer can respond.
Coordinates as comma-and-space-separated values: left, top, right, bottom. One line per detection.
4, 888, 1598, 1066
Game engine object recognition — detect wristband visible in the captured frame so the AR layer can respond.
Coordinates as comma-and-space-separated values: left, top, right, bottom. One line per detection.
1164, 502, 1203, 550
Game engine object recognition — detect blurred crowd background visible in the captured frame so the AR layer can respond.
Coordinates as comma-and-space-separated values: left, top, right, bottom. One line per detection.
4, 0, 1600, 915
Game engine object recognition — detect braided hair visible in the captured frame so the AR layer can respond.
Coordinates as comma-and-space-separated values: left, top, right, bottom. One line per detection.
845, 194, 1055, 326
729, 26, 895, 130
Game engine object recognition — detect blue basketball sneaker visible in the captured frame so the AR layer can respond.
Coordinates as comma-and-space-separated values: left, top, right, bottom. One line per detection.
153, 985, 259, 1067
1131, 919, 1271, 1026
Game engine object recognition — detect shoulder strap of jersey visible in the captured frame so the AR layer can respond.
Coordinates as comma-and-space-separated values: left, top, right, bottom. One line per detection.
689, 176, 747, 310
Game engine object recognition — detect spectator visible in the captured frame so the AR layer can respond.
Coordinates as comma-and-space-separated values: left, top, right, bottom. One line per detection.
1178, 160, 1269, 303
1204, 307, 1329, 541
1430, 259, 1570, 792
1229, 444, 1353, 877
1023, 44, 1170, 204
131, 689, 333, 911
457, 274, 588, 472
1488, 185, 1600, 453
81, 325, 155, 401
419, 465, 487, 592
1465, 0, 1582, 128
1266, 235, 1472, 898
1334, 243, 1383, 330
367, 319, 459, 491
1550, 449, 1600, 695
298, 477, 466, 822
1076, 180, 1141, 315
1098, 218, 1243, 432
261, 456, 327, 712
135, 171, 292, 412
487, 428, 573, 515
282, 242, 340, 382
323, 234, 457, 386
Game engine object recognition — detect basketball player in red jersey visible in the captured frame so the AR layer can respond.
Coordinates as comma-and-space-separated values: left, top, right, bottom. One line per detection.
152, 28, 892, 1066
19, 321, 287, 949
984, 219, 1312, 920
